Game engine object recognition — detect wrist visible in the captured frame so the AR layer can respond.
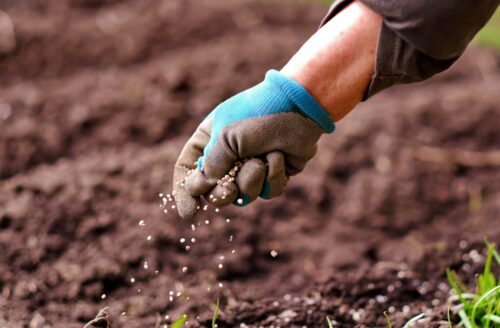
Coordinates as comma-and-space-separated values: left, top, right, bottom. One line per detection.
265, 70, 335, 133
281, 1, 381, 122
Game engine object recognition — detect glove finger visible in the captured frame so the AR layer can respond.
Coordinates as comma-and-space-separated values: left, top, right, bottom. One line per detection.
204, 180, 239, 207
260, 151, 288, 200
200, 134, 239, 181
173, 121, 211, 220
184, 168, 217, 196
234, 158, 267, 206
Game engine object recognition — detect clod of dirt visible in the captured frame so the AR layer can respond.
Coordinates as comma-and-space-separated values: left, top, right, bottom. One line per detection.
29, 313, 47, 328
0, 11, 16, 55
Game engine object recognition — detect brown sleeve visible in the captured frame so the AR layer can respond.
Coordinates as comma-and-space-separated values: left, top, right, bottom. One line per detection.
321, 0, 499, 99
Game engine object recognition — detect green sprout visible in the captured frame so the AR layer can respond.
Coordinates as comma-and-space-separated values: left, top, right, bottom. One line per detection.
212, 298, 220, 328
171, 314, 187, 328
326, 316, 334, 328
447, 240, 500, 328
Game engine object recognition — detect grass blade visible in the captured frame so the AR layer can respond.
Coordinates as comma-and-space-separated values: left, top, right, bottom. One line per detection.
458, 309, 474, 328
326, 316, 334, 328
383, 311, 393, 328
171, 314, 187, 328
482, 314, 500, 324
402, 313, 425, 328
447, 269, 467, 305
471, 285, 500, 321
212, 298, 220, 328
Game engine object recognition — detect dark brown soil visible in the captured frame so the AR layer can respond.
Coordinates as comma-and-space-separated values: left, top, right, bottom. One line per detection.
0, 0, 499, 327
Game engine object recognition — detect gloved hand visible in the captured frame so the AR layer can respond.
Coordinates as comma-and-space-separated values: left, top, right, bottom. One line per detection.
173, 70, 335, 219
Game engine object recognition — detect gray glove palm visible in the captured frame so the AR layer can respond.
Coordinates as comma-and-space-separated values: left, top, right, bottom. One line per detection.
173, 70, 335, 219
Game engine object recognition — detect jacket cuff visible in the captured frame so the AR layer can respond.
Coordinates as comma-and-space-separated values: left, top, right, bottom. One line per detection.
320, 0, 461, 100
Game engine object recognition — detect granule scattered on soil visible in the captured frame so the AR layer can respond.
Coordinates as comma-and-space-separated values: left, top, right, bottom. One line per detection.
0, 0, 499, 327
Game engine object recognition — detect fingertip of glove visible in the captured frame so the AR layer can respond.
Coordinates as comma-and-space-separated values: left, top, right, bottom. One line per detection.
184, 168, 215, 196
259, 180, 271, 200
175, 196, 199, 220
206, 182, 238, 206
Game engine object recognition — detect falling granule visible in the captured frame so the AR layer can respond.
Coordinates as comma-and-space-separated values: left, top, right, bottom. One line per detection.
147, 235, 152, 241
180, 238, 186, 243
229, 235, 234, 242
231, 249, 236, 254
143, 261, 149, 269
137, 289, 142, 293
218, 282, 223, 288
101, 294, 107, 300
191, 237, 196, 243
130, 277, 135, 283
171, 205, 176, 209
155, 270, 159, 275
121, 312, 126, 316
215, 208, 220, 213
169, 296, 174, 302
219, 255, 225, 260
270, 250, 278, 258
176, 292, 181, 297
273, 301, 279, 307
203, 205, 208, 211
226, 218, 230, 223
164, 315, 170, 320
185, 245, 191, 251
182, 266, 188, 273
169, 290, 174, 296
191, 224, 196, 231
163, 209, 168, 214
205, 220, 210, 225
237, 198, 243, 205
218, 264, 223, 269
138, 220, 146, 226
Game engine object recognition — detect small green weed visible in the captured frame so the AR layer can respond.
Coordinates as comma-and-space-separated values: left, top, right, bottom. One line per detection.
212, 298, 220, 328
447, 240, 500, 328
168, 298, 219, 328
171, 314, 187, 328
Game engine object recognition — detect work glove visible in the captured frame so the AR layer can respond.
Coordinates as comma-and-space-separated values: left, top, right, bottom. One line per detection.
173, 69, 335, 219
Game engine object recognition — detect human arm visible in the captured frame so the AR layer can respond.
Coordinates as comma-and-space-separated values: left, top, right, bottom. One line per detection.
172, 0, 499, 219
322, 0, 499, 97
172, 1, 381, 219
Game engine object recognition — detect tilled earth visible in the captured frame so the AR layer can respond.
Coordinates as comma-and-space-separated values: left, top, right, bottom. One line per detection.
0, 0, 499, 327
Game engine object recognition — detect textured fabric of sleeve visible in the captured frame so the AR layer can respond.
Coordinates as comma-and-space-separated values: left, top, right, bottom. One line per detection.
320, 0, 499, 99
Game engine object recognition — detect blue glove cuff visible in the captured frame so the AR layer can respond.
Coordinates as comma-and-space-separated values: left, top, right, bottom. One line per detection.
265, 69, 335, 133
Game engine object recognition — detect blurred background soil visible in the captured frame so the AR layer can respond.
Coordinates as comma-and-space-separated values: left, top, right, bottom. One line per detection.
0, 0, 499, 327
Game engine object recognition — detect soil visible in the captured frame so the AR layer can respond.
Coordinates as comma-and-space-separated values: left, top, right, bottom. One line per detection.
0, 0, 499, 327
